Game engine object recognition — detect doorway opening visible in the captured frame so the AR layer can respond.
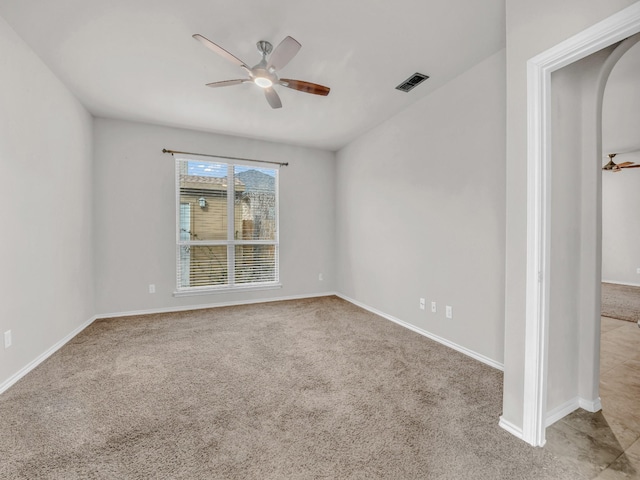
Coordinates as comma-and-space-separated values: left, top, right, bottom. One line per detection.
522, 4, 640, 447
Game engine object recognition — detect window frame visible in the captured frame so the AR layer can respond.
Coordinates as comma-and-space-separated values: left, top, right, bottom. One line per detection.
173, 155, 281, 296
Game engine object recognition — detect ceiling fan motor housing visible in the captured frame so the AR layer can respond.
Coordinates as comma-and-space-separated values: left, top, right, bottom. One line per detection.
256, 41, 273, 56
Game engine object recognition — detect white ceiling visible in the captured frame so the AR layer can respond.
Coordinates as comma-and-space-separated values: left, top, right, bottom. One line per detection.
0, 0, 505, 151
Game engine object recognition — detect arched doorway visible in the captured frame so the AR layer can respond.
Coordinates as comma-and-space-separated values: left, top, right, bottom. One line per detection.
521, 4, 640, 447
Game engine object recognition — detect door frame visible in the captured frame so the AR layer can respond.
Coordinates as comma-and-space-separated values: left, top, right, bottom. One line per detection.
523, 2, 640, 447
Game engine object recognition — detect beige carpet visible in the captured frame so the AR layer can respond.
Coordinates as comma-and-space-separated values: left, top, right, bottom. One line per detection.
1, 296, 581, 479
601, 282, 640, 323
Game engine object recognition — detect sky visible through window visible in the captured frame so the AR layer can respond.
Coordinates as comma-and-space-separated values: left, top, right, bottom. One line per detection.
187, 161, 276, 178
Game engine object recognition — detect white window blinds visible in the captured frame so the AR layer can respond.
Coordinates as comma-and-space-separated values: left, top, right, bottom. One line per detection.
175, 157, 279, 291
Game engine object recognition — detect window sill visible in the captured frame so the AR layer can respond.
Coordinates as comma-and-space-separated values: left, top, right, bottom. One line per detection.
173, 283, 282, 297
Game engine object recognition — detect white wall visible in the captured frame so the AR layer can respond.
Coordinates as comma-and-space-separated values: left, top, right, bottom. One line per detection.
503, 0, 639, 431
335, 50, 506, 365
0, 16, 94, 388
602, 41, 640, 286
93, 118, 336, 315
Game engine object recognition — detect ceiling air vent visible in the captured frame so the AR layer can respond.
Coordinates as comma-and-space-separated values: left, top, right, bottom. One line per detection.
395, 73, 429, 92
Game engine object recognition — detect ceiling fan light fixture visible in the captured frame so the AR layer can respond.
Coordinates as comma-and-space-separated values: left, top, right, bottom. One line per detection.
254, 77, 273, 88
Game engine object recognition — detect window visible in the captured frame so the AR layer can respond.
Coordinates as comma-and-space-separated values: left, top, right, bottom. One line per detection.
175, 156, 279, 294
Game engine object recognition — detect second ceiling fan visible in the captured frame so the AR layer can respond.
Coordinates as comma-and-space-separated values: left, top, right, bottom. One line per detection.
193, 34, 330, 109
602, 152, 640, 172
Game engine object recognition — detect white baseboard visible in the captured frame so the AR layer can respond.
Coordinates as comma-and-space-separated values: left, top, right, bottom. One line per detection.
2, 291, 502, 399
335, 294, 504, 371
0, 315, 97, 395
499, 416, 524, 440
96, 291, 338, 320
544, 396, 601, 427
579, 396, 602, 412
602, 279, 640, 288
502, 397, 602, 440
545, 398, 580, 427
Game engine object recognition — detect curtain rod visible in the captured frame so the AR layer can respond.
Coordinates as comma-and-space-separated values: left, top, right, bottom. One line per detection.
162, 149, 288, 167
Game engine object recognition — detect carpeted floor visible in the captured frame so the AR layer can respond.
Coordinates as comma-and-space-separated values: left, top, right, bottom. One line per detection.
1, 296, 582, 479
601, 282, 640, 323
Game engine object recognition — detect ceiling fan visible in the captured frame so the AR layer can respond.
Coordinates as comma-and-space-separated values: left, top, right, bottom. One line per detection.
602, 152, 640, 172
192, 34, 330, 109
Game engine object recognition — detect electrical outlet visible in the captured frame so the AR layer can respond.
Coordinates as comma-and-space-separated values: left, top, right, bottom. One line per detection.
4, 330, 11, 349
419, 298, 426, 310
431, 301, 437, 313
319, 273, 323, 281
148, 284, 156, 294
637, 268, 640, 274
446, 306, 453, 319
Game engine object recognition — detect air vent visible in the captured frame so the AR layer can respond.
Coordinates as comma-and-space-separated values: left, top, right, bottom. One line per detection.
395, 73, 429, 92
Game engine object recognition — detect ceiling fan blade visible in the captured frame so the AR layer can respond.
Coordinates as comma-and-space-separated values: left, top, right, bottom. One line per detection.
206, 79, 246, 88
617, 161, 635, 167
622, 164, 640, 168
264, 87, 282, 109
279, 79, 330, 96
193, 34, 249, 70
266, 36, 301, 71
